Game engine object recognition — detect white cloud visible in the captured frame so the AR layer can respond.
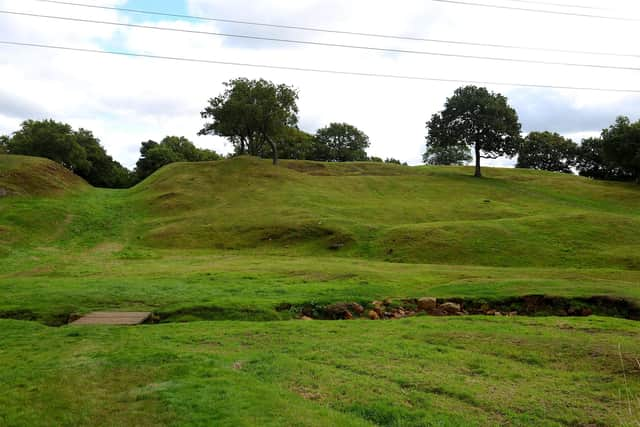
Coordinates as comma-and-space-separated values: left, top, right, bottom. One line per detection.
1, 0, 639, 168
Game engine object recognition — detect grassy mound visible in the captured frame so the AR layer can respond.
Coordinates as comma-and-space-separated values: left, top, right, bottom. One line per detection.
0, 155, 88, 196
130, 157, 640, 268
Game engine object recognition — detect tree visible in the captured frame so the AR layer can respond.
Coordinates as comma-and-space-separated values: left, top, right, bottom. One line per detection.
0, 135, 8, 153
8, 119, 90, 173
423, 139, 472, 166
601, 116, 640, 182
516, 131, 577, 173
277, 128, 315, 160
426, 86, 522, 177
312, 123, 370, 162
74, 128, 133, 188
135, 136, 221, 181
199, 78, 299, 165
5, 120, 133, 188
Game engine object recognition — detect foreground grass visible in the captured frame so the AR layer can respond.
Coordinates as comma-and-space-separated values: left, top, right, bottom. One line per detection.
1, 316, 640, 426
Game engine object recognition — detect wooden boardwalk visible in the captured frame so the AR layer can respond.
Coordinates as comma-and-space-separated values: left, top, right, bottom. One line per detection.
71, 312, 152, 326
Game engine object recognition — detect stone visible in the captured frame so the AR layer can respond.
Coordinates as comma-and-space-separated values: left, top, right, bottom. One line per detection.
417, 297, 437, 311
383, 297, 393, 305
439, 302, 462, 315
349, 303, 365, 314
368, 310, 380, 320
301, 316, 314, 321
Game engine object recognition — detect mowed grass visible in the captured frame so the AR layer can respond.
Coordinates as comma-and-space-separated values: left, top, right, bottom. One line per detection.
1, 316, 640, 426
2, 154, 640, 425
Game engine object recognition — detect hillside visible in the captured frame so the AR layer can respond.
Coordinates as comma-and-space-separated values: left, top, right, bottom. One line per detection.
2, 155, 640, 425
131, 156, 640, 268
0, 155, 88, 196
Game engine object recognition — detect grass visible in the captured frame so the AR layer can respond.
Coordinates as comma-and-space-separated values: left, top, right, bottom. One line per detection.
1, 154, 640, 425
1, 316, 639, 426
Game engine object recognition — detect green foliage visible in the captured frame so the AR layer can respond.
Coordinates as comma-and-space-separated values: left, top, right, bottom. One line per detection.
368, 156, 383, 162
277, 127, 315, 160
426, 86, 522, 177
5, 120, 132, 188
312, 123, 370, 162
576, 117, 640, 182
0, 135, 8, 153
423, 140, 472, 165
384, 158, 406, 165
516, 131, 578, 173
601, 116, 640, 182
199, 77, 299, 165
135, 136, 220, 180
7, 119, 90, 173
576, 137, 626, 180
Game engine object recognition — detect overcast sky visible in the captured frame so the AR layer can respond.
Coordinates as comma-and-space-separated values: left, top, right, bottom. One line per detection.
1, 0, 639, 168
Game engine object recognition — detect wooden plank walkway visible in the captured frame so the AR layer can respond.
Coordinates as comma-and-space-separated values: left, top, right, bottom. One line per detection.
71, 312, 152, 325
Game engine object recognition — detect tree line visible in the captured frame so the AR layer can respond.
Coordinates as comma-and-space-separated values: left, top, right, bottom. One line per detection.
1, 78, 638, 186
423, 85, 640, 181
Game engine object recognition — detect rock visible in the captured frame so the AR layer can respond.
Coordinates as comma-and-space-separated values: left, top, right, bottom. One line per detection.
581, 308, 593, 317
486, 309, 496, 316
372, 301, 383, 309
368, 310, 380, 320
324, 303, 355, 320
383, 297, 393, 305
439, 302, 462, 315
417, 297, 437, 311
301, 316, 313, 321
349, 303, 365, 314
508, 311, 518, 317
494, 311, 503, 316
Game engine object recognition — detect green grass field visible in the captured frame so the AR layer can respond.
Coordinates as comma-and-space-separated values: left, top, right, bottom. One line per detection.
1, 154, 640, 426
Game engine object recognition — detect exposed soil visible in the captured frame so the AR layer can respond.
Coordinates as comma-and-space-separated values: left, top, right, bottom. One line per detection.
1, 295, 638, 327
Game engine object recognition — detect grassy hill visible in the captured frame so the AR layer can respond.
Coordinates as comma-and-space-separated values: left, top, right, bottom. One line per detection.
2, 154, 640, 426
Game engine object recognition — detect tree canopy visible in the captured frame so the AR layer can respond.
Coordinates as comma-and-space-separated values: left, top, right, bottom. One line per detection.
426, 86, 521, 177
0, 135, 8, 153
199, 78, 299, 165
5, 119, 132, 188
312, 123, 370, 162
516, 131, 577, 174
423, 140, 472, 166
135, 136, 220, 181
600, 116, 640, 182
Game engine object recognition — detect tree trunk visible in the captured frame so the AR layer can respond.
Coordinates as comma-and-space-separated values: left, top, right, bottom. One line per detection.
474, 143, 482, 178
266, 136, 279, 166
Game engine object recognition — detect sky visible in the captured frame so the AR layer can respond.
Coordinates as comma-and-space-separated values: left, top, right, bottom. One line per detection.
0, 0, 639, 169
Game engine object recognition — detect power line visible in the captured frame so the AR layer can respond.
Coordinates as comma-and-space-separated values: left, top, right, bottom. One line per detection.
431, 0, 639, 21
3, 9, 640, 73
26, 0, 640, 59
499, 0, 608, 11
1, 40, 639, 94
